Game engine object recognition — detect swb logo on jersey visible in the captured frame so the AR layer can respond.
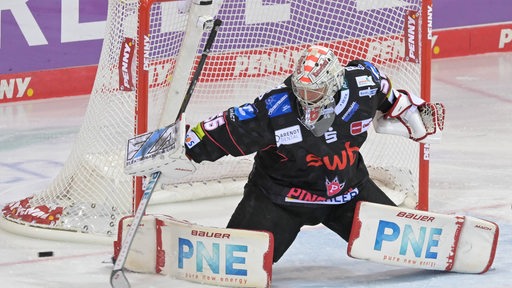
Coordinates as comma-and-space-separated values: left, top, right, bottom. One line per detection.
325, 176, 344, 196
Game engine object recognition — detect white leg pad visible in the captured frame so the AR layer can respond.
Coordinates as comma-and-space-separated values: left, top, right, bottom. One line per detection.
347, 202, 499, 273
114, 214, 274, 287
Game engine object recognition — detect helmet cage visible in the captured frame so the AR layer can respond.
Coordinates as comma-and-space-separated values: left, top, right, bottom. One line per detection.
291, 46, 344, 134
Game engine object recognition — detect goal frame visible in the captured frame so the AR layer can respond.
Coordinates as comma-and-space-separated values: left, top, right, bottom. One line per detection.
133, 0, 434, 211
418, 0, 432, 211
0, 0, 434, 241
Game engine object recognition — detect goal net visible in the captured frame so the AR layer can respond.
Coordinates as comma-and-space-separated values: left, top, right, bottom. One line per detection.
1, 0, 432, 240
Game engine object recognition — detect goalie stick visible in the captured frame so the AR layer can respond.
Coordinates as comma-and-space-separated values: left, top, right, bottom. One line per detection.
110, 18, 222, 288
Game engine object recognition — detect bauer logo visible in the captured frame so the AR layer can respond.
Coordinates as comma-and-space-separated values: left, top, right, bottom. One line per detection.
373, 220, 442, 259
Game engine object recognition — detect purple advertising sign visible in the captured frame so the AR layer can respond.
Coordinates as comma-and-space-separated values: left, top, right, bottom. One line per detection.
0, 0, 107, 74
1, 0, 511, 75
433, 0, 512, 29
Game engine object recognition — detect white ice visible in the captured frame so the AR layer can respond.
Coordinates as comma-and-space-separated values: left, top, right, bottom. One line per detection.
0, 52, 511, 287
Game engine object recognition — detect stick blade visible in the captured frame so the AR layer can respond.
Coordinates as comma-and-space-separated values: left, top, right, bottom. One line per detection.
110, 269, 130, 288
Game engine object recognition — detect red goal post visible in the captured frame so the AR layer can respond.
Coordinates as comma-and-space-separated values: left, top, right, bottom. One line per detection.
0, 0, 433, 240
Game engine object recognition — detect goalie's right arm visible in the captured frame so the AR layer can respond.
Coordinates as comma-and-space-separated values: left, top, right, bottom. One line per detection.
184, 101, 276, 163
124, 116, 196, 179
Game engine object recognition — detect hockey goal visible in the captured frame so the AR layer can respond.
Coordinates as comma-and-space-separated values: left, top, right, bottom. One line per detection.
1, 0, 432, 240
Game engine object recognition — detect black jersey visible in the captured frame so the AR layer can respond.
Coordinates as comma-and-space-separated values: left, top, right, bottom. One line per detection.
185, 60, 394, 207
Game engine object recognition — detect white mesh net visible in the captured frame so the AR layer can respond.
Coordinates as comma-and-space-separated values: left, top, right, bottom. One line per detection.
1, 0, 430, 239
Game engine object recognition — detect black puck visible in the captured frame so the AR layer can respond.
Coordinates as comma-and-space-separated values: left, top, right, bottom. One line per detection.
38, 251, 54, 257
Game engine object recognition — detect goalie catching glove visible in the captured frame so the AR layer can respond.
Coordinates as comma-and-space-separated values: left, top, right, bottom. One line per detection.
124, 115, 196, 181
374, 89, 445, 143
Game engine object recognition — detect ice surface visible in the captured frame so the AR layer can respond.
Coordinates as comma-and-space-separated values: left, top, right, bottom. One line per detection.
1, 53, 511, 287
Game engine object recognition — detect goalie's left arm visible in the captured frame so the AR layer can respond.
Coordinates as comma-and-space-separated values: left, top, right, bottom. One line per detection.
374, 89, 445, 143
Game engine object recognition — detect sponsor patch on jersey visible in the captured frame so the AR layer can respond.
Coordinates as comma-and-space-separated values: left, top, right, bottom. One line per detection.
275, 125, 302, 147
335, 89, 350, 115
345, 64, 365, 71
285, 187, 359, 205
234, 103, 257, 121
326, 176, 345, 196
359, 87, 378, 98
342, 102, 359, 122
185, 130, 201, 149
355, 75, 375, 87
350, 118, 373, 135
265, 92, 292, 118
324, 127, 337, 143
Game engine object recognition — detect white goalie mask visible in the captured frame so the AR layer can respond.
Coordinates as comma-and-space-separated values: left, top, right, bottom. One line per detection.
291, 45, 344, 136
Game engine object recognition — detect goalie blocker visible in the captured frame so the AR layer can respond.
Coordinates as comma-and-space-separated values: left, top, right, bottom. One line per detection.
113, 215, 273, 288
124, 116, 197, 181
348, 201, 499, 273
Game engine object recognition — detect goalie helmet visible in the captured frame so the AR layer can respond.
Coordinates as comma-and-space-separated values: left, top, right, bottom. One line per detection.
291, 45, 344, 136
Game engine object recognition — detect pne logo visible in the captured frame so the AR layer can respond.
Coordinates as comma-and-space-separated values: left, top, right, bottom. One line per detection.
178, 238, 248, 276
373, 220, 442, 259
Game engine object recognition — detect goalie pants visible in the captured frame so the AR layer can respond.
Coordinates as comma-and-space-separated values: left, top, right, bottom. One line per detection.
227, 178, 396, 263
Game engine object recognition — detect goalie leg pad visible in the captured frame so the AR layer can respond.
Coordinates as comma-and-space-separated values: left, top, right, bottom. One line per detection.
347, 201, 499, 273
114, 215, 274, 288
